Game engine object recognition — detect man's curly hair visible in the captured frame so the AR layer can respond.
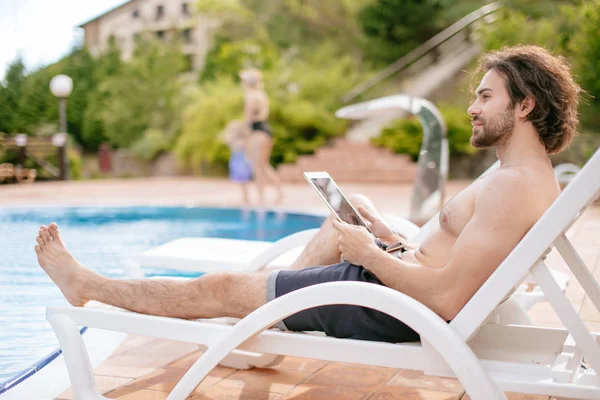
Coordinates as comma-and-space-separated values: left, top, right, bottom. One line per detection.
473, 46, 581, 154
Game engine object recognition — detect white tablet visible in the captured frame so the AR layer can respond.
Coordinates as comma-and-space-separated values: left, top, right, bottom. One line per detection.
303, 171, 373, 235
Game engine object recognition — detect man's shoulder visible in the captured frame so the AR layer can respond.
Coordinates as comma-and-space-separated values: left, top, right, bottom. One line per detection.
476, 168, 542, 219
476, 164, 557, 226
478, 167, 533, 198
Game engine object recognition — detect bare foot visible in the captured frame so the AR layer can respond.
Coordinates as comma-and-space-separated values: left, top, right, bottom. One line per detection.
35, 223, 103, 306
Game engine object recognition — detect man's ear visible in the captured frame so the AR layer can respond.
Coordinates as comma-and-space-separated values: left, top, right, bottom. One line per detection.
518, 96, 535, 119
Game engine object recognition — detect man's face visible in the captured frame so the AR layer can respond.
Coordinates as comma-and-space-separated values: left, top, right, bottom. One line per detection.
467, 69, 516, 148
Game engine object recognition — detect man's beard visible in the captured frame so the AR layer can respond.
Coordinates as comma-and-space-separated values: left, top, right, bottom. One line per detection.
471, 105, 515, 148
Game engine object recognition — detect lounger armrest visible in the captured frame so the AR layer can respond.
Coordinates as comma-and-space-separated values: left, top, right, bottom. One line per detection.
383, 214, 421, 240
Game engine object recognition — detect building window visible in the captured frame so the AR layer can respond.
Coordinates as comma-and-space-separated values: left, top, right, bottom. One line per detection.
181, 28, 193, 43
156, 30, 165, 40
132, 9, 139, 18
156, 5, 165, 20
182, 3, 190, 16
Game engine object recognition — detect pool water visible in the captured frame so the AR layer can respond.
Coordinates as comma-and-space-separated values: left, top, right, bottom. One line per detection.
0, 206, 324, 382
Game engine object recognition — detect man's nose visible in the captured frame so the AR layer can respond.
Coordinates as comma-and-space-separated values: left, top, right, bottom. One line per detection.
467, 102, 480, 117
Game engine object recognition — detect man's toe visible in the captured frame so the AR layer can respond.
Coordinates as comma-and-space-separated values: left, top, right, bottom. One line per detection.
38, 230, 46, 245
49, 223, 64, 244
41, 227, 52, 243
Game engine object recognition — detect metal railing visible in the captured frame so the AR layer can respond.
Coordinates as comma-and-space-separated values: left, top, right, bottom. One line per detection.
0, 134, 67, 179
341, 2, 502, 103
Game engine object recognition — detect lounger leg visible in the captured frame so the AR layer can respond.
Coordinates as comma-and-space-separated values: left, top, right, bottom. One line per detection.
530, 261, 600, 372
494, 297, 533, 325
555, 234, 600, 313
47, 311, 107, 400
220, 350, 283, 369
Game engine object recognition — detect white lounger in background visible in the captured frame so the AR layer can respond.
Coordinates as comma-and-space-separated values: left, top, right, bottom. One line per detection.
47, 148, 600, 400
122, 230, 319, 278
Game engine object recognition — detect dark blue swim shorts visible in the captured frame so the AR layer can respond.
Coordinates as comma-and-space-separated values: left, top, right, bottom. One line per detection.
266, 262, 420, 343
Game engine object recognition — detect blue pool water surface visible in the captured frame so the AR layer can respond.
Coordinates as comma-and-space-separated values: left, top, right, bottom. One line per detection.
0, 206, 324, 382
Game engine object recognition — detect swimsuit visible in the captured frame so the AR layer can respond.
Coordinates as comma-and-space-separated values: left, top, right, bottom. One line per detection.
251, 121, 273, 137
228, 151, 252, 182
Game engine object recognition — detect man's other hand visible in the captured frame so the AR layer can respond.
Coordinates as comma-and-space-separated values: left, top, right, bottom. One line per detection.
332, 219, 379, 266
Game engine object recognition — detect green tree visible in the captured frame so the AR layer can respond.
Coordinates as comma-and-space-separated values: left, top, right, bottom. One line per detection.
81, 37, 123, 149
55, 48, 99, 145
0, 56, 27, 133
197, 0, 365, 61
200, 37, 278, 82
14, 67, 55, 134
99, 40, 185, 149
483, 9, 564, 53
175, 76, 243, 170
569, 0, 600, 106
358, 0, 451, 64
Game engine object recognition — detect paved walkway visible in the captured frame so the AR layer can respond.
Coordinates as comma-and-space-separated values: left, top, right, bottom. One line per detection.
2, 178, 598, 400
0, 177, 475, 219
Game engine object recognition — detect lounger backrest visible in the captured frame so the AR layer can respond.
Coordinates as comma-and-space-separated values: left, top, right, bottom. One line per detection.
451, 148, 600, 340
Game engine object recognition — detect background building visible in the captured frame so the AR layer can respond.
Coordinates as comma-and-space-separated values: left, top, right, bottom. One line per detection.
79, 0, 216, 71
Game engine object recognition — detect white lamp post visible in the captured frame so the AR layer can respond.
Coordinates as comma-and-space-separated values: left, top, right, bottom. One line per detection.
50, 74, 73, 134
49, 74, 73, 180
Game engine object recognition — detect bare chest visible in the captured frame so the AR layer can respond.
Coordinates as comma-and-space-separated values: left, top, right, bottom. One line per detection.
438, 183, 479, 237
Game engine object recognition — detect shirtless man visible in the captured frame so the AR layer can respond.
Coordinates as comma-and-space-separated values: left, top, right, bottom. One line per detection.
34, 46, 580, 343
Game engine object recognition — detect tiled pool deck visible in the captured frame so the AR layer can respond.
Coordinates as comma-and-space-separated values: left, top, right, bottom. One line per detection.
1, 177, 598, 400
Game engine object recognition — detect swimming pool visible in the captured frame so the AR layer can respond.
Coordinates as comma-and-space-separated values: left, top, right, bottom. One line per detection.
0, 206, 324, 383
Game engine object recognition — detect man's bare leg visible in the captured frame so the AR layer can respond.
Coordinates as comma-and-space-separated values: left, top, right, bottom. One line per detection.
35, 223, 267, 319
290, 194, 385, 270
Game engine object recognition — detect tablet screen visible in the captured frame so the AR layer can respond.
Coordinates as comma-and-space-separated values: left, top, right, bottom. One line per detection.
307, 176, 370, 230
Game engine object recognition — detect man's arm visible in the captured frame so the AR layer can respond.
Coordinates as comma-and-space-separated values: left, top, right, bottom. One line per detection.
363, 170, 539, 320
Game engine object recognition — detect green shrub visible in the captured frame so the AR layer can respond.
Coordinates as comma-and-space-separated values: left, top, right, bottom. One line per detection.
200, 37, 278, 83
40, 147, 83, 180
68, 149, 83, 180
443, 105, 477, 157
372, 117, 423, 161
269, 98, 344, 164
176, 43, 366, 171
482, 9, 563, 53
130, 128, 175, 162
175, 77, 243, 171
371, 105, 476, 161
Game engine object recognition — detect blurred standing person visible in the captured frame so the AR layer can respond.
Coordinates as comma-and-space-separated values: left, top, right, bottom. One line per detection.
222, 120, 253, 205
240, 68, 284, 206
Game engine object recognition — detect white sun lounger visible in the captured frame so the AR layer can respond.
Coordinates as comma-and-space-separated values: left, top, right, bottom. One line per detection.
47, 148, 600, 399
122, 160, 568, 316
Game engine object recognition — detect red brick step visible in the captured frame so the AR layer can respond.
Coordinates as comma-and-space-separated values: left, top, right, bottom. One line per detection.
277, 139, 417, 183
